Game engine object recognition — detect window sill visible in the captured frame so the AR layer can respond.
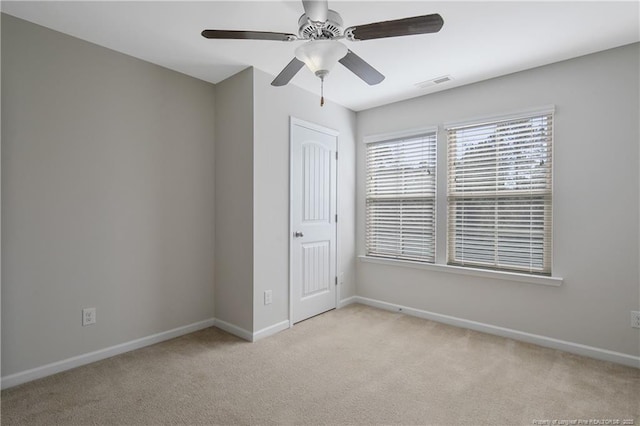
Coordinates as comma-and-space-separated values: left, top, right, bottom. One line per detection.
358, 256, 563, 287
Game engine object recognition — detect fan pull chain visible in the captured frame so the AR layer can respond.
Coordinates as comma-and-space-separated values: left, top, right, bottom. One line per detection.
320, 76, 325, 107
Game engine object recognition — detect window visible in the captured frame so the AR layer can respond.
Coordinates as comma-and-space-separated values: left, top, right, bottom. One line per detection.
365, 131, 437, 262
446, 110, 553, 275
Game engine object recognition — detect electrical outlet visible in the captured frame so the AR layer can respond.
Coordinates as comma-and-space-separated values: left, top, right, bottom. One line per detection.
264, 290, 273, 305
339, 272, 345, 285
82, 307, 96, 326
631, 311, 640, 329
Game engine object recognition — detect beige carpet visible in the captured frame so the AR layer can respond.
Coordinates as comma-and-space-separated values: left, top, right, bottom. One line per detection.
2, 304, 639, 425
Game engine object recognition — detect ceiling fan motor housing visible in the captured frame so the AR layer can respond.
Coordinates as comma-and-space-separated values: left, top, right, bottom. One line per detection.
298, 9, 344, 40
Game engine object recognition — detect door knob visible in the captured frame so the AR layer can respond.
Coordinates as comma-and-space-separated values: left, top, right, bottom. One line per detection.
294, 231, 304, 238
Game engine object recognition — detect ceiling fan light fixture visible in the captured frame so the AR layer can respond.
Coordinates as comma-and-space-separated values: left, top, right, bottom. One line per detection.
294, 40, 348, 78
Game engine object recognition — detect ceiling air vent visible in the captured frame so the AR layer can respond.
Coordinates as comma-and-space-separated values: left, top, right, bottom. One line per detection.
415, 75, 453, 89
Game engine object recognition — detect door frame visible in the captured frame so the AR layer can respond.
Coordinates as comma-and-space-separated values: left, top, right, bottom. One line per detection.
289, 116, 339, 328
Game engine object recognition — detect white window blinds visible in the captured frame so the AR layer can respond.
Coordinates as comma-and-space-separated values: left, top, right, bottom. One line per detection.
446, 111, 553, 275
366, 132, 437, 262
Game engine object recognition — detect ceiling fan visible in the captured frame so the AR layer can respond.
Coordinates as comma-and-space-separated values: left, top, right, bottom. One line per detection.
202, 0, 443, 106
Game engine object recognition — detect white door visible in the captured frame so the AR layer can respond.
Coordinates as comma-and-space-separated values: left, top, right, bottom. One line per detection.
290, 118, 338, 324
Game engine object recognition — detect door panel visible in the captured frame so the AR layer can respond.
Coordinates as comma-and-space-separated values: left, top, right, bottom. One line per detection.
290, 118, 337, 324
302, 241, 330, 298
303, 143, 331, 222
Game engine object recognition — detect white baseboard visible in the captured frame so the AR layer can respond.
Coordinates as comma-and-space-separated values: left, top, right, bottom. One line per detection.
338, 296, 358, 308
5, 298, 635, 390
0, 318, 216, 390
1, 316, 290, 390
213, 319, 253, 342
354, 296, 640, 369
253, 320, 290, 342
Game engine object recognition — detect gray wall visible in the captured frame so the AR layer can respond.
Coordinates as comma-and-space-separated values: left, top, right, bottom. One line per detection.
252, 68, 357, 333
1, 13, 356, 379
1, 14, 216, 376
213, 67, 357, 335
356, 43, 640, 357
214, 68, 254, 332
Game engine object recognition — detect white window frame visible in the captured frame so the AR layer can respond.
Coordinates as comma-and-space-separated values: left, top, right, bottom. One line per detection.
360, 107, 562, 287
445, 107, 554, 276
364, 127, 438, 263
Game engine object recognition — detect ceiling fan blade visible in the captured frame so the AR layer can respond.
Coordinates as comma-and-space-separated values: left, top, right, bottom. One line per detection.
346, 14, 444, 41
302, 0, 328, 23
339, 50, 385, 85
271, 58, 305, 86
201, 30, 296, 41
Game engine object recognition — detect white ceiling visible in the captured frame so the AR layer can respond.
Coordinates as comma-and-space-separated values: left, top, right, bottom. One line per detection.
3, 1, 639, 111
